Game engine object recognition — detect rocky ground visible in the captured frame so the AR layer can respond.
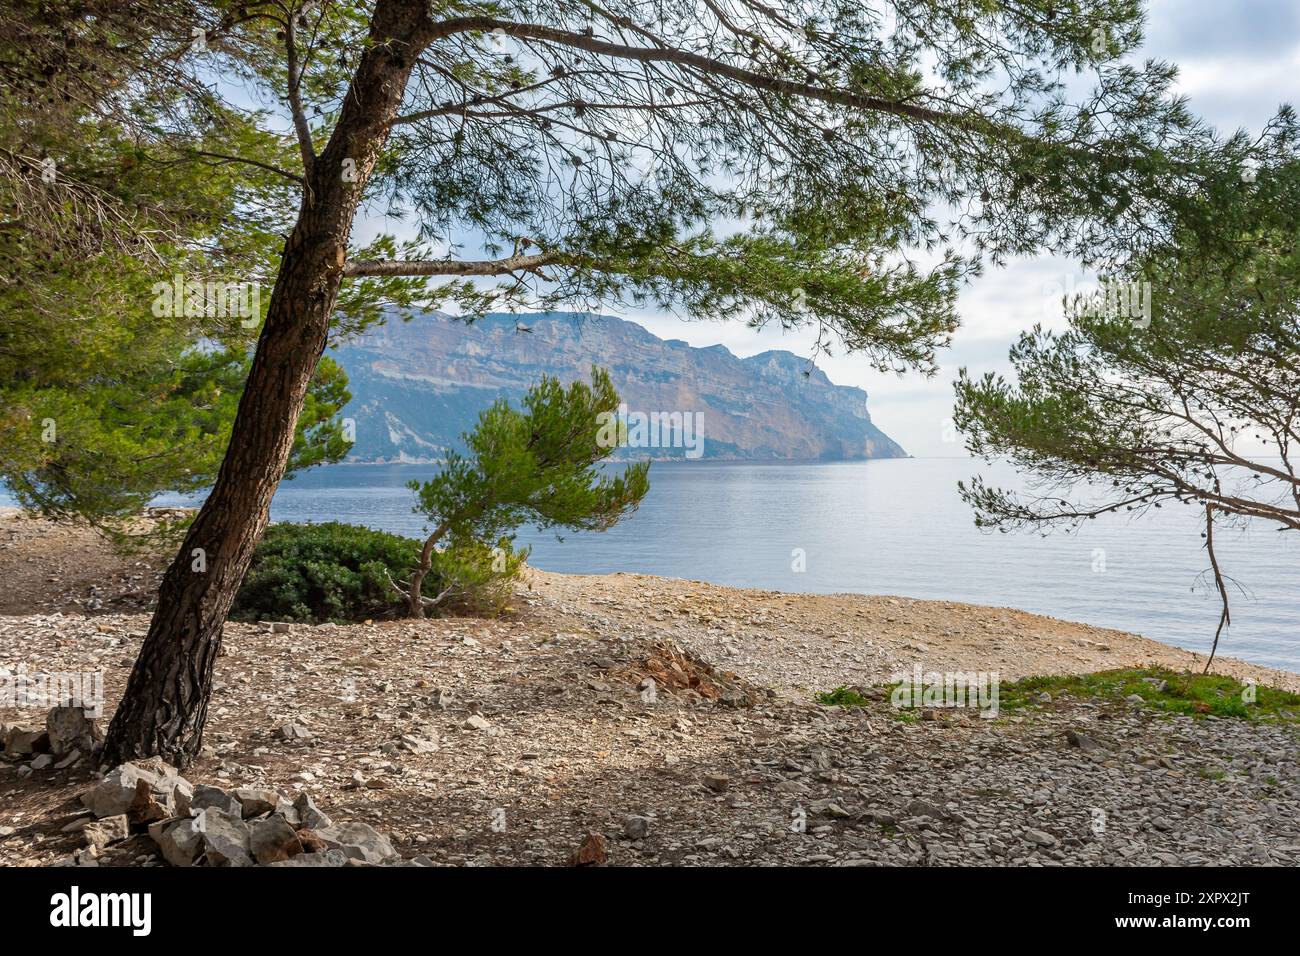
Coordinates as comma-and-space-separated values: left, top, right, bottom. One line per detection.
1, 509, 1297, 866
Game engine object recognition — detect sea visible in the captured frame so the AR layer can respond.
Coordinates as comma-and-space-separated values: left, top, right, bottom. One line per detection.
133, 456, 1300, 673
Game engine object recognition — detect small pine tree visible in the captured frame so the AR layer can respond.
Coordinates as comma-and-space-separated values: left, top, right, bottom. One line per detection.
397, 366, 650, 617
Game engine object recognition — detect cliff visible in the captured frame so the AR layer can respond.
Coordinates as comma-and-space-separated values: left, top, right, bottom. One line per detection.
329, 311, 906, 462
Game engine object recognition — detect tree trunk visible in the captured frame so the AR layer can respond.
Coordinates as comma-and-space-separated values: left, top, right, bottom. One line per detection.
101, 0, 433, 768
405, 522, 448, 618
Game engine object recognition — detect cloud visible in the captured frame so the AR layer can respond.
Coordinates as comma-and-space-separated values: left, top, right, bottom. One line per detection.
352, 3, 1298, 458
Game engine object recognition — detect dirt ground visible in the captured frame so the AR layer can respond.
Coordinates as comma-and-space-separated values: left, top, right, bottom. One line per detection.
2, 509, 1297, 867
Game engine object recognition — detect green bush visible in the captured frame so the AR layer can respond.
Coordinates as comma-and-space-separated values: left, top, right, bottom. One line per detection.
436, 537, 529, 617
230, 521, 443, 624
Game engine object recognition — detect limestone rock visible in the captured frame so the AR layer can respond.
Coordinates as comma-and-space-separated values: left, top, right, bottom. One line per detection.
249, 814, 303, 864
272, 723, 312, 742
1066, 729, 1104, 753
398, 734, 439, 754
199, 808, 253, 867
82, 814, 130, 850
190, 784, 242, 817
315, 821, 398, 864
45, 705, 101, 757
267, 848, 349, 867
152, 817, 205, 867
229, 787, 288, 818
296, 829, 328, 853
4, 728, 49, 759
904, 798, 945, 820
81, 760, 186, 819
292, 793, 332, 831
571, 833, 608, 866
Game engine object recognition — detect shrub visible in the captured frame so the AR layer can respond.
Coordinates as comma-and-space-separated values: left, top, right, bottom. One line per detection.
436, 537, 529, 618
230, 521, 444, 624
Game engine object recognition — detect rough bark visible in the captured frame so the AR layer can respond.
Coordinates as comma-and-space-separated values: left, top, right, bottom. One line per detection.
101, 0, 434, 767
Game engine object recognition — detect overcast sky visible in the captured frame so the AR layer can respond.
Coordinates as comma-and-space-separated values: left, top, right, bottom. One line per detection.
577, 0, 1300, 457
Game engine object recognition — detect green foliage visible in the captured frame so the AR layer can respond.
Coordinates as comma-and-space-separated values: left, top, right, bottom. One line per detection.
953, 147, 1300, 657
230, 522, 443, 624
33, 0, 1248, 380
955, 147, 1300, 536
995, 669, 1300, 722
230, 522, 531, 623
402, 366, 647, 616
814, 686, 872, 708
410, 366, 650, 548
0, 32, 350, 539
434, 537, 529, 617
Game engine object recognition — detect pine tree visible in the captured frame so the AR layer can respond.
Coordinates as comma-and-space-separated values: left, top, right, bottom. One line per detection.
89, 0, 1255, 764
397, 366, 649, 616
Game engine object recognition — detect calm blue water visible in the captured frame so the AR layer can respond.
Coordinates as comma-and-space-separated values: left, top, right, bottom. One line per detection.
149, 457, 1300, 672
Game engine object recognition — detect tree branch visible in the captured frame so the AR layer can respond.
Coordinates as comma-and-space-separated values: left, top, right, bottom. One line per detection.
419, 17, 971, 130
343, 250, 567, 278
187, 149, 304, 185
1202, 504, 1231, 673
284, 11, 317, 173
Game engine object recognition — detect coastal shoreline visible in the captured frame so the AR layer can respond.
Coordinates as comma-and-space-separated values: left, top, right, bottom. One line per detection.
2, 507, 1297, 867
2, 506, 1295, 691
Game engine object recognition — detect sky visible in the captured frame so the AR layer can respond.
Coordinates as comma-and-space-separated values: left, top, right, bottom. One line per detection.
556, 0, 1300, 458
338, 1, 1300, 459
